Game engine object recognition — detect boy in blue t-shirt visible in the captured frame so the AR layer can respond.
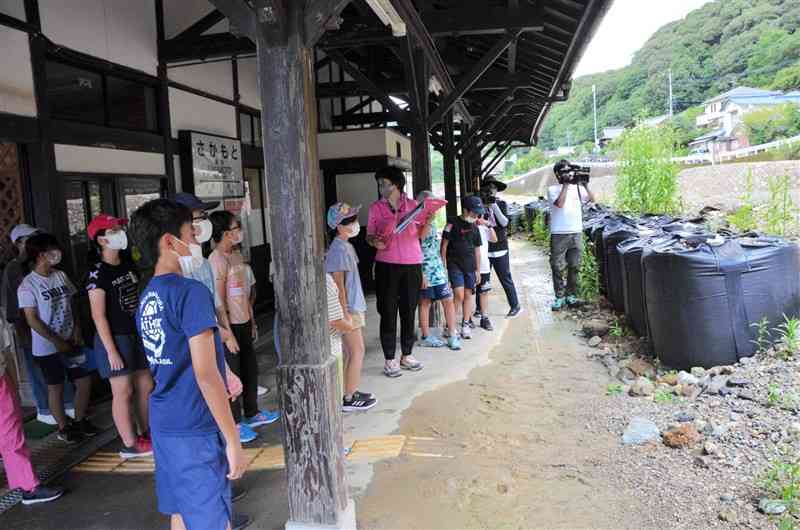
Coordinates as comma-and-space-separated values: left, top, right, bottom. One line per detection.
130, 199, 245, 530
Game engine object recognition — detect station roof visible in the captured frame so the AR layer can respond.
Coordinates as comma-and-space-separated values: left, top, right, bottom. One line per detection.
163, 0, 613, 148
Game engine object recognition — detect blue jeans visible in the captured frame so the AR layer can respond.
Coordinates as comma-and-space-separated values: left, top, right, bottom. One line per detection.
22, 345, 75, 414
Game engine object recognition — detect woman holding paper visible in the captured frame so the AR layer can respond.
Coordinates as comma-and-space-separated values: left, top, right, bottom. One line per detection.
366, 167, 427, 378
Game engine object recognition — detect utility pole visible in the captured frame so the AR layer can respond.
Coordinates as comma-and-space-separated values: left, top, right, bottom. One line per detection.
668, 68, 674, 118
592, 84, 598, 150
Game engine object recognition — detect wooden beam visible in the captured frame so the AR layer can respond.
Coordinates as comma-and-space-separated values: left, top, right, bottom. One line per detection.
483, 142, 514, 179
410, 45, 431, 195
0, 11, 37, 33
254, 0, 350, 527
507, 0, 519, 74
388, 0, 473, 125
207, 0, 256, 40
172, 9, 225, 41
332, 111, 393, 126
304, 0, 351, 46
428, 30, 522, 126
162, 33, 254, 62
456, 87, 515, 151
326, 50, 409, 126
442, 110, 458, 218
421, 5, 544, 36
0, 112, 38, 143
341, 96, 376, 116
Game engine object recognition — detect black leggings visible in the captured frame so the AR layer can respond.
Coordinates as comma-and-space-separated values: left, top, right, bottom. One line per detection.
374, 262, 422, 360
226, 322, 259, 422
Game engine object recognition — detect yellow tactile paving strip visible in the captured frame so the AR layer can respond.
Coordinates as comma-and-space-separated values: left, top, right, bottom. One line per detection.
73, 435, 458, 475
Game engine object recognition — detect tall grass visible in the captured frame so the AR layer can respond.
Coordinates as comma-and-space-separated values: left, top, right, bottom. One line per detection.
577, 235, 600, 302
612, 124, 681, 215
765, 173, 799, 237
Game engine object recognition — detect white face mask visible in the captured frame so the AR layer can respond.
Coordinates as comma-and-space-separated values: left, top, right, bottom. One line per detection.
343, 221, 360, 238
193, 219, 213, 244
45, 250, 62, 266
172, 236, 204, 276
231, 231, 244, 245
464, 216, 476, 224
103, 230, 128, 250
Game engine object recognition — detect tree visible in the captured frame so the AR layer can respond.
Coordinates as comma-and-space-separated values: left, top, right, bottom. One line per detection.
743, 103, 800, 145
771, 64, 800, 91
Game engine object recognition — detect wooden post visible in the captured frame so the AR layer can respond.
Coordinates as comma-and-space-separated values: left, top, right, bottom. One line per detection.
255, 1, 352, 528
410, 48, 431, 195
442, 111, 458, 218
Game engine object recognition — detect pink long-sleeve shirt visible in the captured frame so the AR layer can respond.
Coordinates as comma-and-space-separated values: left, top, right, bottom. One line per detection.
366, 194, 423, 265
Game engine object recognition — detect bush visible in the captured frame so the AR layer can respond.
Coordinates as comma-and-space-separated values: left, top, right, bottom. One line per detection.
528, 214, 550, 248
743, 103, 800, 145
612, 124, 681, 215
577, 235, 600, 302
726, 170, 758, 232
765, 173, 799, 236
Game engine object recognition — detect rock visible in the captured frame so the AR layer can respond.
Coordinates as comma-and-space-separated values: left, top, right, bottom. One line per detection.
627, 358, 656, 379
681, 384, 702, 400
675, 412, 695, 423
789, 423, 800, 437
708, 366, 723, 377
720, 493, 735, 503
740, 356, 756, 365
711, 422, 729, 438
658, 372, 679, 386
691, 367, 706, 378
582, 320, 610, 338
677, 371, 699, 387
622, 417, 660, 445
737, 390, 756, 401
730, 412, 743, 422
703, 441, 719, 455
727, 378, 750, 388
695, 419, 709, 433
759, 499, 787, 515
694, 456, 711, 469
720, 366, 736, 375
663, 424, 703, 448
629, 377, 655, 397
718, 508, 738, 523
588, 336, 602, 347
616, 367, 637, 383
719, 387, 734, 397
707, 376, 729, 395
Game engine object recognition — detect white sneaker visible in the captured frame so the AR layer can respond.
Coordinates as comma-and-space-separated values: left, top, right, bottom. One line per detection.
65, 408, 76, 419
37, 413, 57, 425
257, 385, 269, 396
461, 324, 472, 339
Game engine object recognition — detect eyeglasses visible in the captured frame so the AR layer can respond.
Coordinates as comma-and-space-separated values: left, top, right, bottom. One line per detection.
228, 225, 242, 232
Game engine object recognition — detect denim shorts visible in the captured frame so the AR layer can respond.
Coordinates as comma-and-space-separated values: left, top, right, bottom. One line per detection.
153, 431, 232, 529
93, 334, 149, 379
448, 266, 476, 290
420, 282, 453, 301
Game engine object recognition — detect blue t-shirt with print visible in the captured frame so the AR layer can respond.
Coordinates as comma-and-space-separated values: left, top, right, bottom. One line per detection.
137, 273, 225, 436
325, 238, 367, 313
420, 220, 448, 287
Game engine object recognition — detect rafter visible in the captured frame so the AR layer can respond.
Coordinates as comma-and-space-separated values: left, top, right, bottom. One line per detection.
207, 0, 255, 41
173, 10, 225, 41
304, 0, 351, 46
421, 5, 544, 36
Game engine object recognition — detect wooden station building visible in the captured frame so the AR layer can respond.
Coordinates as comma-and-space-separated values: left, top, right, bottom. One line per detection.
0, 1, 611, 528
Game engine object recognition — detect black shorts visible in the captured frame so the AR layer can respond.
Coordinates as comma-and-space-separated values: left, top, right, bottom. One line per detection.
34, 352, 91, 385
93, 333, 149, 379
477, 273, 492, 294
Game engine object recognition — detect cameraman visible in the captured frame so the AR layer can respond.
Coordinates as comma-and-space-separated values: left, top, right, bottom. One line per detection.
478, 177, 522, 319
547, 160, 595, 311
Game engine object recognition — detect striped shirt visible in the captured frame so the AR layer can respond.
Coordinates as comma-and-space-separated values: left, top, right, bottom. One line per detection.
326, 274, 343, 357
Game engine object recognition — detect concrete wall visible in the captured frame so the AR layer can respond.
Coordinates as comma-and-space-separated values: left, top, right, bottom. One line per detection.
0, 27, 36, 116
318, 129, 411, 162
169, 87, 237, 139
54, 144, 166, 174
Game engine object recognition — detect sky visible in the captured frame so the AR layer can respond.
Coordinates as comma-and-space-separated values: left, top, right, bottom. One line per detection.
573, 0, 713, 77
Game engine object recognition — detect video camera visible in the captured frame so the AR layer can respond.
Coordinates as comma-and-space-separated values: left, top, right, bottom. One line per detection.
554, 159, 591, 185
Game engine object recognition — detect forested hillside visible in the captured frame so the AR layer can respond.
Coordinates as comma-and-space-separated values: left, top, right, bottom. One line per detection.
538, 0, 800, 149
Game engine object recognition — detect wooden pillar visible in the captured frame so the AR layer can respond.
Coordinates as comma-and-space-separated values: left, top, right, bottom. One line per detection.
469, 150, 482, 192
442, 111, 457, 218
255, 2, 351, 528
411, 49, 431, 195
154, 0, 176, 195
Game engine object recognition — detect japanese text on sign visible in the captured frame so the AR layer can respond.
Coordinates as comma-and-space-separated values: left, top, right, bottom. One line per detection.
190, 132, 244, 199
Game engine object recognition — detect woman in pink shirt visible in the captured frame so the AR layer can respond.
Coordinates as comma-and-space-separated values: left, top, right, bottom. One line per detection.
367, 167, 428, 378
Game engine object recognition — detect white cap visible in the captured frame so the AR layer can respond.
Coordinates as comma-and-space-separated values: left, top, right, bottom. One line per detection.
10, 224, 39, 243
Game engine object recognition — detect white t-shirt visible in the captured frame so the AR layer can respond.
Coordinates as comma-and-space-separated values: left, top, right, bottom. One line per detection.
478, 225, 491, 274
548, 184, 589, 234
18, 270, 77, 357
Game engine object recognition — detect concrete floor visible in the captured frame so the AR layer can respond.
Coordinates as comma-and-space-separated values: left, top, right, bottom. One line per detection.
0, 247, 521, 530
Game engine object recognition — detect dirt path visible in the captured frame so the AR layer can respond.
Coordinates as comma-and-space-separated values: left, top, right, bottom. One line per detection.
356, 241, 648, 530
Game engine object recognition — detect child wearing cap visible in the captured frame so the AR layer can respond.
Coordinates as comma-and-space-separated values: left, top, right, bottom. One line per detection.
415, 191, 461, 351
475, 217, 498, 332
441, 196, 485, 340
86, 214, 154, 458
325, 203, 376, 412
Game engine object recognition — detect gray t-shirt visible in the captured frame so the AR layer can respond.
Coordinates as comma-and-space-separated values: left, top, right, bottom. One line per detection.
325, 238, 367, 314
18, 270, 77, 357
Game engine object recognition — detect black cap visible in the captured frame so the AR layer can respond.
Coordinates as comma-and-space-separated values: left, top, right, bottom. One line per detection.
480, 176, 507, 192
173, 192, 220, 211
463, 195, 485, 215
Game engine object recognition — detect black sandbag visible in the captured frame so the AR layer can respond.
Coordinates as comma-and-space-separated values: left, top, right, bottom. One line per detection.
603, 224, 648, 311
592, 216, 637, 296
643, 237, 800, 370
524, 202, 536, 227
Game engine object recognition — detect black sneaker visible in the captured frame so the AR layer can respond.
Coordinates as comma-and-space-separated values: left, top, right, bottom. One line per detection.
21, 485, 64, 505
353, 390, 375, 401
480, 317, 494, 331
80, 418, 100, 437
232, 484, 247, 503
231, 512, 252, 530
473, 310, 483, 319
507, 306, 524, 318
119, 440, 153, 459
343, 395, 378, 412
57, 422, 84, 444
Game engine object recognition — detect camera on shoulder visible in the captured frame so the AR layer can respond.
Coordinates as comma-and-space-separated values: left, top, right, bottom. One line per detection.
554, 159, 591, 185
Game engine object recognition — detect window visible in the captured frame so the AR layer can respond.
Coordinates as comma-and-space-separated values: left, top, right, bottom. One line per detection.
238, 111, 261, 146
47, 62, 105, 125
107, 76, 158, 132
120, 179, 163, 218
46, 60, 159, 132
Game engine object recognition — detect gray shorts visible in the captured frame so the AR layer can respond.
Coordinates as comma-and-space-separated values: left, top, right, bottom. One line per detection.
549, 232, 583, 270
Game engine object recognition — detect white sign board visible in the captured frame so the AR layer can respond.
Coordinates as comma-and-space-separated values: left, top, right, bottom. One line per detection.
189, 132, 244, 199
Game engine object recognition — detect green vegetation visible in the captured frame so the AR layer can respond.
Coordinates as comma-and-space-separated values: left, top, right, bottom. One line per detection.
538, 0, 800, 150
503, 147, 550, 178
609, 317, 628, 338
577, 236, 600, 302
776, 314, 800, 360
606, 383, 625, 396
765, 174, 799, 237
727, 170, 758, 232
760, 457, 800, 529
612, 125, 681, 215
750, 316, 773, 355
743, 103, 800, 145
528, 214, 550, 248
654, 388, 676, 404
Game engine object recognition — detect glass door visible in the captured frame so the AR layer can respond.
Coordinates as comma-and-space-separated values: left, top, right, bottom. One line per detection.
118, 178, 165, 219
